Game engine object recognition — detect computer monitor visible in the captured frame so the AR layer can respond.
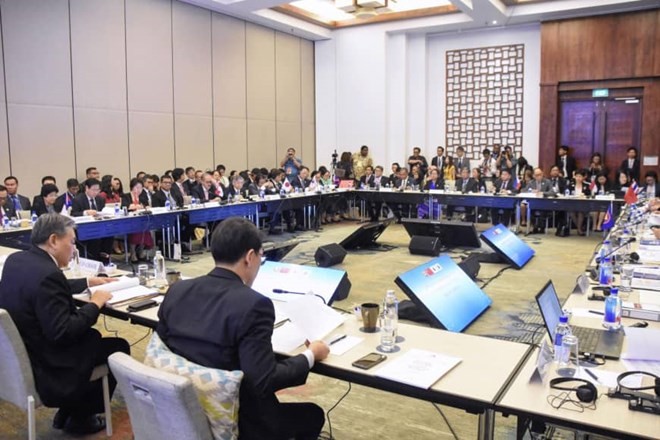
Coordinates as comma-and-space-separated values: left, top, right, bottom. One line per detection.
394, 255, 492, 332
401, 219, 481, 248
339, 219, 394, 250
479, 224, 535, 269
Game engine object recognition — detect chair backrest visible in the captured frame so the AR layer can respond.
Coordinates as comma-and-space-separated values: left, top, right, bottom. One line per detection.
0, 309, 40, 410
108, 352, 213, 440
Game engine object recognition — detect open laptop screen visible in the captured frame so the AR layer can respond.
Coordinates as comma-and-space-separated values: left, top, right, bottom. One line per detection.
535, 280, 563, 341
395, 255, 492, 332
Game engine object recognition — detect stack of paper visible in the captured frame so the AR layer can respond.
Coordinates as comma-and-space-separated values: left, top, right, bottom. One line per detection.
375, 349, 462, 389
88, 276, 158, 306
622, 327, 660, 361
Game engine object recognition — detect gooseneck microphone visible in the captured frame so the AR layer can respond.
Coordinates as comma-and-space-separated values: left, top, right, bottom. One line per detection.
272, 288, 327, 305
595, 237, 637, 264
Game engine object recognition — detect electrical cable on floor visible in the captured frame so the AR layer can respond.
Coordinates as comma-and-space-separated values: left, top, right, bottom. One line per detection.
130, 329, 152, 347
319, 382, 352, 440
432, 403, 459, 440
479, 265, 513, 289
102, 315, 118, 338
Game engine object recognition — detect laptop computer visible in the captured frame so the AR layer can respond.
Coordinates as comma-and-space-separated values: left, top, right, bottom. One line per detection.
535, 280, 624, 360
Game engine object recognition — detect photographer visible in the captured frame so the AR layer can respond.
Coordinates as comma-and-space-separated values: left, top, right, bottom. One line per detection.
496, 145, 517, 176
279, 147, 302, 180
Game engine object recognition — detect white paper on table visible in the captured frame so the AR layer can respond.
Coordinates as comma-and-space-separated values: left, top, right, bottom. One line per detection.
271, 322, 306, 354
88, 276, 139, 294
570, 308, 605, 318
375, 348, 461, 389
272, 301, 289, 327
623, 359, 660, 377
105, 285, 158, 305
277, 295, 345, 342
576, 367, 640, 388
621, 327, 660, 361
326, 335, 363, 356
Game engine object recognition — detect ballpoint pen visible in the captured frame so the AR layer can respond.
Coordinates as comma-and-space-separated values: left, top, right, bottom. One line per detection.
329, 335, 347, 346
585, 368, 600, 383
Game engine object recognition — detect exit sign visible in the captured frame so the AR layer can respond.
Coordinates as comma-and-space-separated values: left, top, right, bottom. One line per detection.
592, 88, 609, 98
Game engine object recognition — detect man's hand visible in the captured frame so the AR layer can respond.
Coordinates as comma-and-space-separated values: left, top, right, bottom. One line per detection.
86, 209, 98, 216
90, 290, 113, 309
88, 277, 118, 287
307, 340, 330, 361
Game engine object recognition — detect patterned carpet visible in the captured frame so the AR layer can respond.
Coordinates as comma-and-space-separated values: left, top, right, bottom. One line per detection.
0, 220, 606, 439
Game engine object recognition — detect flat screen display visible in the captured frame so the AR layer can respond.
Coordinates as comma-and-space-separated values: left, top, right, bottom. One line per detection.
480, 224, 535, 269
395, 255, 492, 332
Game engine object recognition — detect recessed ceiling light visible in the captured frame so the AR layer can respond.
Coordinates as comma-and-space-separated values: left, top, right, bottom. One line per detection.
492, 20, 497, 24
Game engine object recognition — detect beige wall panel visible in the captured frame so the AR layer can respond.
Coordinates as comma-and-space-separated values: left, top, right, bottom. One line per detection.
276, 121, 301, 162
247, 119, 276, 169
246, 24, 275, 121
214, 117, 247, 172
301, 122, 316, 168
173, 1, 212, 116
7, 105, 75, 197
128, 112, 175, 176
125, 0, 173, 112
301, 39, 315, 124
74, 109, 130, 183
212, 14, 246, 119
174, 115, 213, 170
275, 32, 301, 123
70, 0, 127, 110
2, 0, 72, 106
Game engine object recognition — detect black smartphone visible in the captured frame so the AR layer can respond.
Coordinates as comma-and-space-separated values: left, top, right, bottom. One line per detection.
127, 299, 158, 312
352, 352, 387, 370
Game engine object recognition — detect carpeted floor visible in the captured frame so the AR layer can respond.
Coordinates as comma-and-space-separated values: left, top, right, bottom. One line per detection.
0, 220, 605, 439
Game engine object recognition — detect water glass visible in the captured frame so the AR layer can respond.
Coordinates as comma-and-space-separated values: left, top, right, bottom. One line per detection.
557, 335, 579, 378
137, 264, 149, 286
620, 265, 634, 294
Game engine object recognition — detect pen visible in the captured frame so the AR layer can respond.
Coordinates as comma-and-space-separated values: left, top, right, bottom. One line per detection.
584, 368, 600, 383
329, 335, 347, 346
588, 310, 604, 316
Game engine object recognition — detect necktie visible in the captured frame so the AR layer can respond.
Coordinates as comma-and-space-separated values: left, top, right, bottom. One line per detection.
501, 181, 506, 191
204, 188, 208, 201
463, 180, 467, 191
458, 158, 462, 169
89, 198, 96, 210
12, 195, 21, 211
0, 207, 3, 221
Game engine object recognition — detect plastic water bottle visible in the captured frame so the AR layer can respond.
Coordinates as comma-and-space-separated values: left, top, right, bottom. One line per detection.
165, 200, 171, 211
553, 315, 571, 363
564, 188, 570, 197
598, 257, 613, 286
70, 248, 81, 277
380, 290, 398, 352
259, 187, 265, 199
153, 251, 166, 287
30, 211, 38, 226
480, 186, 485, 194
620, 229, 631, 255
2, 215, 9, 230
599, 240, 612, 261
603, 287, 622, 330
114, 203, 120, 217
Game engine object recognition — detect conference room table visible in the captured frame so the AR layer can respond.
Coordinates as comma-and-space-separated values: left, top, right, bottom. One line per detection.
83, 290, 532, 440
495, 224, 660, 440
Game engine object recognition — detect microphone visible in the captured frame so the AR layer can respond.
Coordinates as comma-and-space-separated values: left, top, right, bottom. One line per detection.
595, 238, 636, 264
272, 288, 327, 305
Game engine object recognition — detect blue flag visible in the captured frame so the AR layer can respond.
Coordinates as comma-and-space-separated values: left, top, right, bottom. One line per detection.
602, 203, 615, 230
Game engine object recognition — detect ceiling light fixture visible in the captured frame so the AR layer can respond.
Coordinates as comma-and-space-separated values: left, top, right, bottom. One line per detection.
492, 20, 497, 24
336, 0, 391, 19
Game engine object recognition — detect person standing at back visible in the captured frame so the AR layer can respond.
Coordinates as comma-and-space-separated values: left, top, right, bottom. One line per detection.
157, 217, 329, 440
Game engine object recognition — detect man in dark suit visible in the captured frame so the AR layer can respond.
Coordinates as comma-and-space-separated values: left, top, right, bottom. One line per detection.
373, 165, 389, 188
491, 169, 517, 226
447, 168, 479, 220
183, 167, 197, 196
556, 145, 577, 180
549, 165, 568, 194
3, 175, 32, 216
620, 147, 641, 183
367, 166, 390, 221
359, 166, 376, 188
54, 178, 80, 214
157, 218, 329, 440
524, 168, 558, 233
224, 174, 246, 201
0, 214, 129, 434
453, 146, 471, 174
0, 184, 9, 222
32, 176, 57, 208
152, 175, 183, 208
71, 178, 113, 261
192, 172, 220, 203
171, 168, 188, 199
643, 170, 660, 198
290, 166, 310, 191
430, 146, 446, 168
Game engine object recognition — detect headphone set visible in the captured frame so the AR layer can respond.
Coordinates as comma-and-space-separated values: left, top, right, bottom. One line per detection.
613, 370, 660, 397
608, 371, 660, 415
550, 377, 598, 403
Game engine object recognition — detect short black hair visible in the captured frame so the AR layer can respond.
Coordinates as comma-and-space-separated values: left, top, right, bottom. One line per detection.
559, 145, 569, 152
41, 175, 56, 185
129, 178, 143, 190
85, 167, 97, 175
216, 164, 226, 172
84, 178, 100, 188
211, 217, 262, 264
171, 168, 184, 181
4, 176, 17, 184
66, 178, 79, 189
645, 170, 658, 180
40, 184, 59, 197
185, 166, 195, 174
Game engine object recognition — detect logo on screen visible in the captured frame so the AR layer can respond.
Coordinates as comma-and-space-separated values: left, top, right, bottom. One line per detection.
423, 263, 443, 277
492, 227, 503, 236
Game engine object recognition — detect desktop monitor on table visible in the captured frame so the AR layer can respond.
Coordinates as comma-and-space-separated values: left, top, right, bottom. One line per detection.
394, 255, 492, 332
480, 224, 535, 270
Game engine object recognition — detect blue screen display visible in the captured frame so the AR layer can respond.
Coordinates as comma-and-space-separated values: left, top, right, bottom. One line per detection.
480, 224, 535, 269
396, 255, 492, 332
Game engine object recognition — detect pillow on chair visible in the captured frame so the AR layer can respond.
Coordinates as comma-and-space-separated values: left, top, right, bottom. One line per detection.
145, 333, 243, 440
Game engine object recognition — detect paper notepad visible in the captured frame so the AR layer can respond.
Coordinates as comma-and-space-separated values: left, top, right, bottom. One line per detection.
277, 295, 345, 342
622, 327, 660, 361
88, 276, 158, 306
375, 349, 461, 389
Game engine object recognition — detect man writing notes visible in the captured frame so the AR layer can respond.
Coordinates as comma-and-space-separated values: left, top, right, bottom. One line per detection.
157, 217, 329, 440
0, 214, 129, 434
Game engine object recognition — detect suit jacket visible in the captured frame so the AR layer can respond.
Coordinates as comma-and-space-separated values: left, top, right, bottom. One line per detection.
548, 177, 568, 194
359, 175, 375, 188
192, 185, 219, 203
152, 189, 183, 208
224, 185, 244, 201
525, 179, 557, 197
171, 181, 186, 203
456, 177, 479, 194
568, 182, 591, 197
423, 178, 444, 190
5, 193, 31, 217
71, 193, 106, 216
373, 175, 389, 188
32, 197, 56, 217
290, 175, 310, 190
494, 178, 516, 194
120, 193, 147, 211
183, 179, 197, 196
157, 268, 310, 440
453, 156, 471, 173
620, 158, 641, 182
394, 177, 412, 190
54, 192, 76, 214
556, 155, 577, 179
430, 155, 446, 168
0, 247, 101, 407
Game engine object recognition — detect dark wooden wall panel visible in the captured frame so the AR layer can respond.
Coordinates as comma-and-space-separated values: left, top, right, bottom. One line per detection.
539, 9, 660, 177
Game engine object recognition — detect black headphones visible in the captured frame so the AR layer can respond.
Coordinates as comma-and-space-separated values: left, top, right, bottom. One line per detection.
549, 377, 598, 403
616, 371, 660, 396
